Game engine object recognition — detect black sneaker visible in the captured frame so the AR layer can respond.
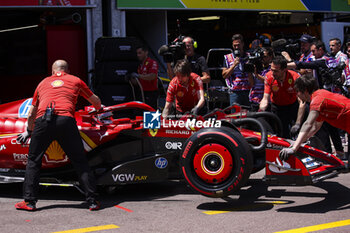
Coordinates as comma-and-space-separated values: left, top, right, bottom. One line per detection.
88, 200, 100, 211
15, 200, 37, 211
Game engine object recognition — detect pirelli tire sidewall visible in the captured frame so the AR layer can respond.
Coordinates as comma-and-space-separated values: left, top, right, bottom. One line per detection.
180, 126, 253, 198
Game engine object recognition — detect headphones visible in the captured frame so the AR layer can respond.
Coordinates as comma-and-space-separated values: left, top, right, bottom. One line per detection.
193, 40, 198, 49
191, 38, 198, 49
184, 36, 198, 49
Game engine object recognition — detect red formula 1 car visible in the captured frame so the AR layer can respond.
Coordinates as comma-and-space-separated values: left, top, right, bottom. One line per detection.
0, 99, 346, 197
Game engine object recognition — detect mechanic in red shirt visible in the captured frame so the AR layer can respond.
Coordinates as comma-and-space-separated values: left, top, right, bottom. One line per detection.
280, 74, 350, 161
162, 59, 205, 118
259, 56, 306, 138
15, 60, 102, 211
131, 45, 159, 109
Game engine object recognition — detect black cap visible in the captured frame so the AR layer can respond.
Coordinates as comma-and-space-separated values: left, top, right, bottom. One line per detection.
299, 34, 313, 43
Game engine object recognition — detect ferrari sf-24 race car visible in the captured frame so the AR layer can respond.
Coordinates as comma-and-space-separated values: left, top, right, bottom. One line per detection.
0, 99, 346, 198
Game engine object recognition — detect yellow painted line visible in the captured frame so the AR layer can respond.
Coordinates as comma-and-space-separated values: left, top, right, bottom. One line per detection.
52, 224, 119, 233
274, 219, 350, 233
203, 201, 288, 215
0, 133, 18, 137
80, 131, 97, 149
40, 183, 72, 187
160, 77, 171, 82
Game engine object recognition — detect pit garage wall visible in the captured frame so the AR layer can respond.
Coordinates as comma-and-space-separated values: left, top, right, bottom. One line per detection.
94, 1, 168, 79
114, 0, 350, 78
124, 11, 168, 77
116, 0, 350, 12
321, 21, 350, 53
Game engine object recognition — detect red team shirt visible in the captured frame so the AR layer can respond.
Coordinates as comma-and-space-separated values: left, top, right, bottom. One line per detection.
137, 57, 159, 91
310, 89, 350, 133
166, 72, 203, 113
264, 70, 300, 106
32, 71, 94, 119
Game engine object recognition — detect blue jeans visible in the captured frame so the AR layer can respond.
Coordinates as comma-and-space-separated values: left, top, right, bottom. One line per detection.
229, 90, 250, 107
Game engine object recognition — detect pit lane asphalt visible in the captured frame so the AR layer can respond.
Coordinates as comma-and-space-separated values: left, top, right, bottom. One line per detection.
2, 169, 350, 233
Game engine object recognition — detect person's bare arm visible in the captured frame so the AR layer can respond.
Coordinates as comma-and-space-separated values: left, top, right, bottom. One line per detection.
295, 97, 306, 125
16, 105, 37, 144
287, 62, 297, 70
222, 57, 239, 79
26, 105, 38, 131
139, 73, 157, 81
162, 101, 172, 118
247, 72, 254, 87
201, 71, 211, 84
281, 51, 292, 62
87, 94, 102, 110
167, 63, 175, 79
291, 110, 322, 152
259, 93, 270, 111
195, 90, 205, 109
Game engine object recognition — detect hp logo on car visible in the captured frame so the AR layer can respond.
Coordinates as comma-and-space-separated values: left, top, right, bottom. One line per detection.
155, 157, 168, 169
18, 98, 33, 118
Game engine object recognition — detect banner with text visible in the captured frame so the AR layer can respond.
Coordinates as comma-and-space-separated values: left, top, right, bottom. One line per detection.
117, 0, 350, 12
0, 0, 86, 6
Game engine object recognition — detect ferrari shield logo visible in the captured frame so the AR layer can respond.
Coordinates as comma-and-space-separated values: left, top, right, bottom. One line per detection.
288, 79, 293, 85
149, 129, 158, 137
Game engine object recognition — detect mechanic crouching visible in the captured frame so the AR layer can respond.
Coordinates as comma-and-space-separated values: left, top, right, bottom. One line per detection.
15, 60, 102, 211
279, 74, 350, 163
162, 59, 205, 118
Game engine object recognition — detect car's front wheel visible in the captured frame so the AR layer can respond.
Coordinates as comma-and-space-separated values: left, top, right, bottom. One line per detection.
180, 127, 253, 198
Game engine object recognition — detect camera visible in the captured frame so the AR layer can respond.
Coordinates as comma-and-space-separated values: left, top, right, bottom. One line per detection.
244, 47, 265, 73
233, 48, 264, 73
320, 61, 346, 90
158, 36, 186, 63
271, 38, 300, 60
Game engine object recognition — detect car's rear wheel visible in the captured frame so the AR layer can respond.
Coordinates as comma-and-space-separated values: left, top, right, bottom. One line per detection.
180, 127, 253, 198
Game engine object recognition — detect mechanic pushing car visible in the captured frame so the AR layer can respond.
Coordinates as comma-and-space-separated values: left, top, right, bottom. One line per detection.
279, 74, 350, 162
162, 59, 205, 118
15, 60, 102, 211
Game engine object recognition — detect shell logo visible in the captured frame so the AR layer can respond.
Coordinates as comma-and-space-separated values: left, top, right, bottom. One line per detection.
51, 80, 64, 88
177, 91, 184, 97
45, 140, 66, 161
272, 85, 279, 92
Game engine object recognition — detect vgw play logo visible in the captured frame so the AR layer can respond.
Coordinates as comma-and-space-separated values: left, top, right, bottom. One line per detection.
143, 110, 161, 129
